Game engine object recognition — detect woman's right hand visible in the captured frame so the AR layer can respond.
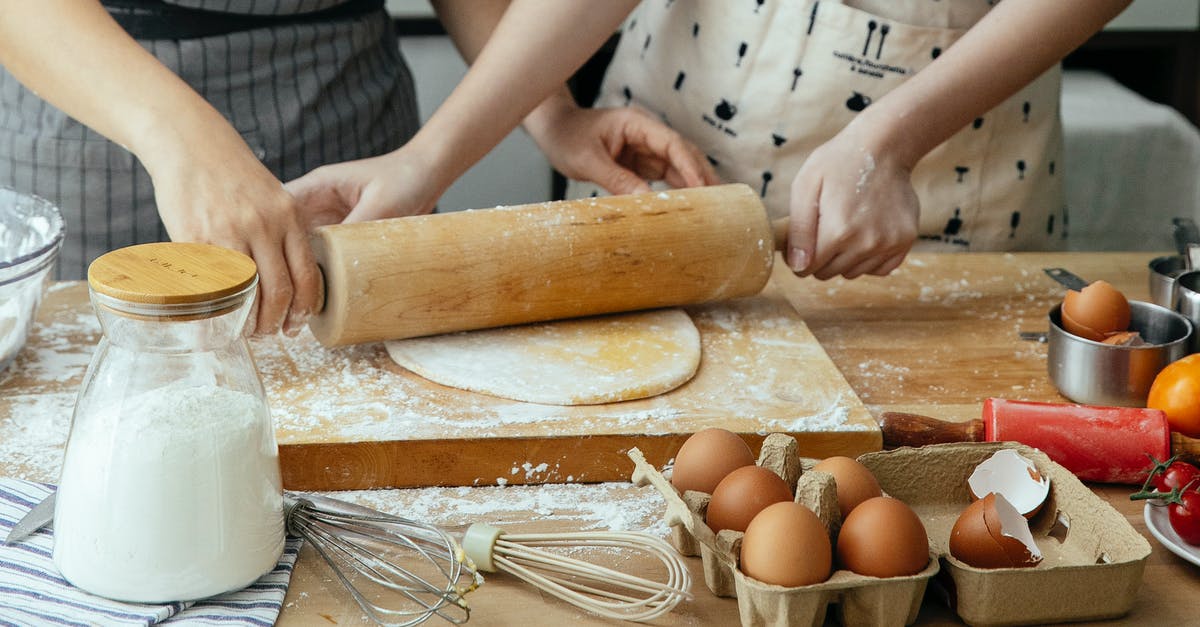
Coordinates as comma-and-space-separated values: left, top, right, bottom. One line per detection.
145, 125, 321, 338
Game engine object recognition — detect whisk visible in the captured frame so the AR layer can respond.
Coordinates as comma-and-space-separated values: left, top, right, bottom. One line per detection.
284, 494, 480, 626
287, 493, 691, 624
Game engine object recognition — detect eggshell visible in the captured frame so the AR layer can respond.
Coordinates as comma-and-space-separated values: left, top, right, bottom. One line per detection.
1101, 330, 1144, 346
812, 456, 882, 517
967, 449, 1051, 518
1061, 280, 1130, 341
836, 496, 929, 578
670, 428, 755, 495
949, 493, 1043, 569
740, 502, 831, 587
706, 466, 794, 533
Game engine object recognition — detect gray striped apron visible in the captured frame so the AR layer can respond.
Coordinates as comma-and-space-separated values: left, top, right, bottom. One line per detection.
0, 0, 419, 279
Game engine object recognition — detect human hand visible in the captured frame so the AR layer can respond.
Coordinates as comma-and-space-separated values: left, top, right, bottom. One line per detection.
525, 98, 719, 194
785, 128, 919, 280
284, 150, 442, 227
147, 136, 320, 338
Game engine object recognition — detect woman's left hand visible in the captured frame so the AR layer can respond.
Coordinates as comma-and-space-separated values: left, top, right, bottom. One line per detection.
284, 149, 444, 228
524, 96, 720, 194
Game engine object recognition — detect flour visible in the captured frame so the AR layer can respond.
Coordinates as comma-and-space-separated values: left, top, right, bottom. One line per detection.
53, 384, 285, 603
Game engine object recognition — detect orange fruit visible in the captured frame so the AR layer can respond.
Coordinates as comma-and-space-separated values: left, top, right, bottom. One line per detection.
1147, 354, 1200, 438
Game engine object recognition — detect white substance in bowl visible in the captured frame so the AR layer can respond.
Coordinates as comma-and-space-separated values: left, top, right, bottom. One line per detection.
0, 188, 64, 376
53, 384, 285, 603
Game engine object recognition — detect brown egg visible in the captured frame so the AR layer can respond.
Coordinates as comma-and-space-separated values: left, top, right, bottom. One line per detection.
1061, 280, 1130, 341
949, 493, 1043, 569
811, 456, 882, 517
670, 428, 755, 495
740, 502, 831, 587
706, 466, 793, 533
836, 496, 930, 578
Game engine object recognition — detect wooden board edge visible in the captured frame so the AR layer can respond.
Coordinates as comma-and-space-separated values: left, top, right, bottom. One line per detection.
280, 429, 883, 491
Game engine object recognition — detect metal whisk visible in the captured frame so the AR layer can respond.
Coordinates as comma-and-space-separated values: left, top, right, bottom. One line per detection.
284, 493, 481, 626
289, 492, 691, 624
460, 523, 691, 622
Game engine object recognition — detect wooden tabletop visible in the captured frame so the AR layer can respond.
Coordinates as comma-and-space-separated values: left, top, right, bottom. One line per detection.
4, 251, 1199, 626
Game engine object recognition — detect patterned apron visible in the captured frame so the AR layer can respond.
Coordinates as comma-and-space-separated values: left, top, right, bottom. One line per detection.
0, 0, 419, 279
569, 0, 1067, 252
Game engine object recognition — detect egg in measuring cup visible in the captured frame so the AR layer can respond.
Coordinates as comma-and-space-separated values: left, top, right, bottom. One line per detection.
1061, 280, 1131, 342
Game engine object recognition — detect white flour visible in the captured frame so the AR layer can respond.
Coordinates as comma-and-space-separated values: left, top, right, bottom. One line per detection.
53, 384, 285, 603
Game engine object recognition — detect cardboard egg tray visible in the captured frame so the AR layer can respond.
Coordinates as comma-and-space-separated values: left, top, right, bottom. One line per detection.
629, 436, 1152, 627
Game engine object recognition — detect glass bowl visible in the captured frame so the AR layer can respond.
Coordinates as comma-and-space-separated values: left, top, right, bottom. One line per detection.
0, 188, 65, 376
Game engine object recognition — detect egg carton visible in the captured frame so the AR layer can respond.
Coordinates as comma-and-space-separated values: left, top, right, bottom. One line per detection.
629, 437, 1151, 627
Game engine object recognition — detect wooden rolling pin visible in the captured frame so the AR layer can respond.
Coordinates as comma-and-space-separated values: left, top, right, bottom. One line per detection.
308, 183, 784, 346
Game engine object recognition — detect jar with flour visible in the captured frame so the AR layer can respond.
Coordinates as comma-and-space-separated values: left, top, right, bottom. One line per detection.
54, 242, 285, 602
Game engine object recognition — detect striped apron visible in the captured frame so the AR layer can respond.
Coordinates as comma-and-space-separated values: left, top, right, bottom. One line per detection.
0, 0, 419, 279
569, 0, 1067, 252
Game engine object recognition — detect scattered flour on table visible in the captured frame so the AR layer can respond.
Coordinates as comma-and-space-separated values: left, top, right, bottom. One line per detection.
0, 297, 98, 482
319, 482, 672, 538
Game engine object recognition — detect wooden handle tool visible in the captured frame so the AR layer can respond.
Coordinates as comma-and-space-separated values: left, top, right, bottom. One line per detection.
308, 183, 787, 346
881, 398, 1200, 484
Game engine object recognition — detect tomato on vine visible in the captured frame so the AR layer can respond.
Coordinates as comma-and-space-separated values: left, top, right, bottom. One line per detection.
1130, 455, 1200, 546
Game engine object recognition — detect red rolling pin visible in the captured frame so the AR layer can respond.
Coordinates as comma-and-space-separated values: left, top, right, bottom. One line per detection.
880, 398, 1200, 485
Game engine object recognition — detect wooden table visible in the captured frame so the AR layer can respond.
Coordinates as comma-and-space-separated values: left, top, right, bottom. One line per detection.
4, 252, 1199, 626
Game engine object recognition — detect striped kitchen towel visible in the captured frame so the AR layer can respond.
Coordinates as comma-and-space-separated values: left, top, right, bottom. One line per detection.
0, 478, 302, 626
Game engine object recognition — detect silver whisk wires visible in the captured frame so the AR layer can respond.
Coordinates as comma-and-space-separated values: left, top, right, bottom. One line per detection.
284, 494, 481, 626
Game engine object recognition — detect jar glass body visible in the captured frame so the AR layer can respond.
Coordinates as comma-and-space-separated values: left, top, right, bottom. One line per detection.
53, 283, 285, 603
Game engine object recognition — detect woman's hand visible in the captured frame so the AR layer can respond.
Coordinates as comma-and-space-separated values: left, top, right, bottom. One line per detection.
284, 149, 442, 228
147, 126, 320, 338
524, 93, 719, 194
785, 123, 919, 280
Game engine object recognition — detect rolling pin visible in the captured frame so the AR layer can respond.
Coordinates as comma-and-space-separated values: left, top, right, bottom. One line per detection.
881, 398, 1200, 484
308, 183, 786, 346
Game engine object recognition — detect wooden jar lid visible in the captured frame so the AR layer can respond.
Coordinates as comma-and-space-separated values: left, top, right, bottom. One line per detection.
88, 242, 257, 305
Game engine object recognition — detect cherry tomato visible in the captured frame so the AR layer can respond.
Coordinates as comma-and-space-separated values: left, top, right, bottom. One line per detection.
1152, 460, 1200, 493
1169, 487, 1200, 545
1147, 354, 1200, 437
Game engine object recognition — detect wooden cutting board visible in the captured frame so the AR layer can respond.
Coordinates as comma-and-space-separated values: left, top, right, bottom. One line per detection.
0, 280, 879, 490
262, 279, 880, 490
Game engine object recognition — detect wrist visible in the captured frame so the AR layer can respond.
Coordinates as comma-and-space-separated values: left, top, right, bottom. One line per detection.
844, 106, 928, 172
522, 91, 577, 141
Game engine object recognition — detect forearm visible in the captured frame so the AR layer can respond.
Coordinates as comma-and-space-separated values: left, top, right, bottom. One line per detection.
406, 0, 638, 191
432, 0, 587, 145
0, 0, 245, 174
852, 0, 1132, 167
431, 0, 509, 63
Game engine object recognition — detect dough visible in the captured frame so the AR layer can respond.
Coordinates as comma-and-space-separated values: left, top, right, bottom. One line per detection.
384, 309, 702, 405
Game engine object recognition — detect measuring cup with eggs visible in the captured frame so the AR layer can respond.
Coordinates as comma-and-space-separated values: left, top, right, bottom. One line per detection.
1046, 274, 1191, 407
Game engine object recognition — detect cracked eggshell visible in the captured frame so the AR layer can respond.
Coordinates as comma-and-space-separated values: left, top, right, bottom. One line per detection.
949, 493, 1043, 569
1061, 280, 1130, 341
967, 449, 1051, 518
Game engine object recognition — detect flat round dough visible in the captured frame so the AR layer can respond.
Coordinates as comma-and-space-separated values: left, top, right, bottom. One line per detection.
384, 309, 701, 405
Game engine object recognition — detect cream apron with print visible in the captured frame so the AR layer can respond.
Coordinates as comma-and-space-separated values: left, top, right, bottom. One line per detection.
569, 0, 1066, 251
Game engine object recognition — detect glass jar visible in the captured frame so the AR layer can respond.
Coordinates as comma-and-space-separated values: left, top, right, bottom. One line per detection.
53, 242, 285, 603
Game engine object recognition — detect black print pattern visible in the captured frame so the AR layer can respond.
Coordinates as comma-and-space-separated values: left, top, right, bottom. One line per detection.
944, 208, 963, 236
846, 91, 871, 112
